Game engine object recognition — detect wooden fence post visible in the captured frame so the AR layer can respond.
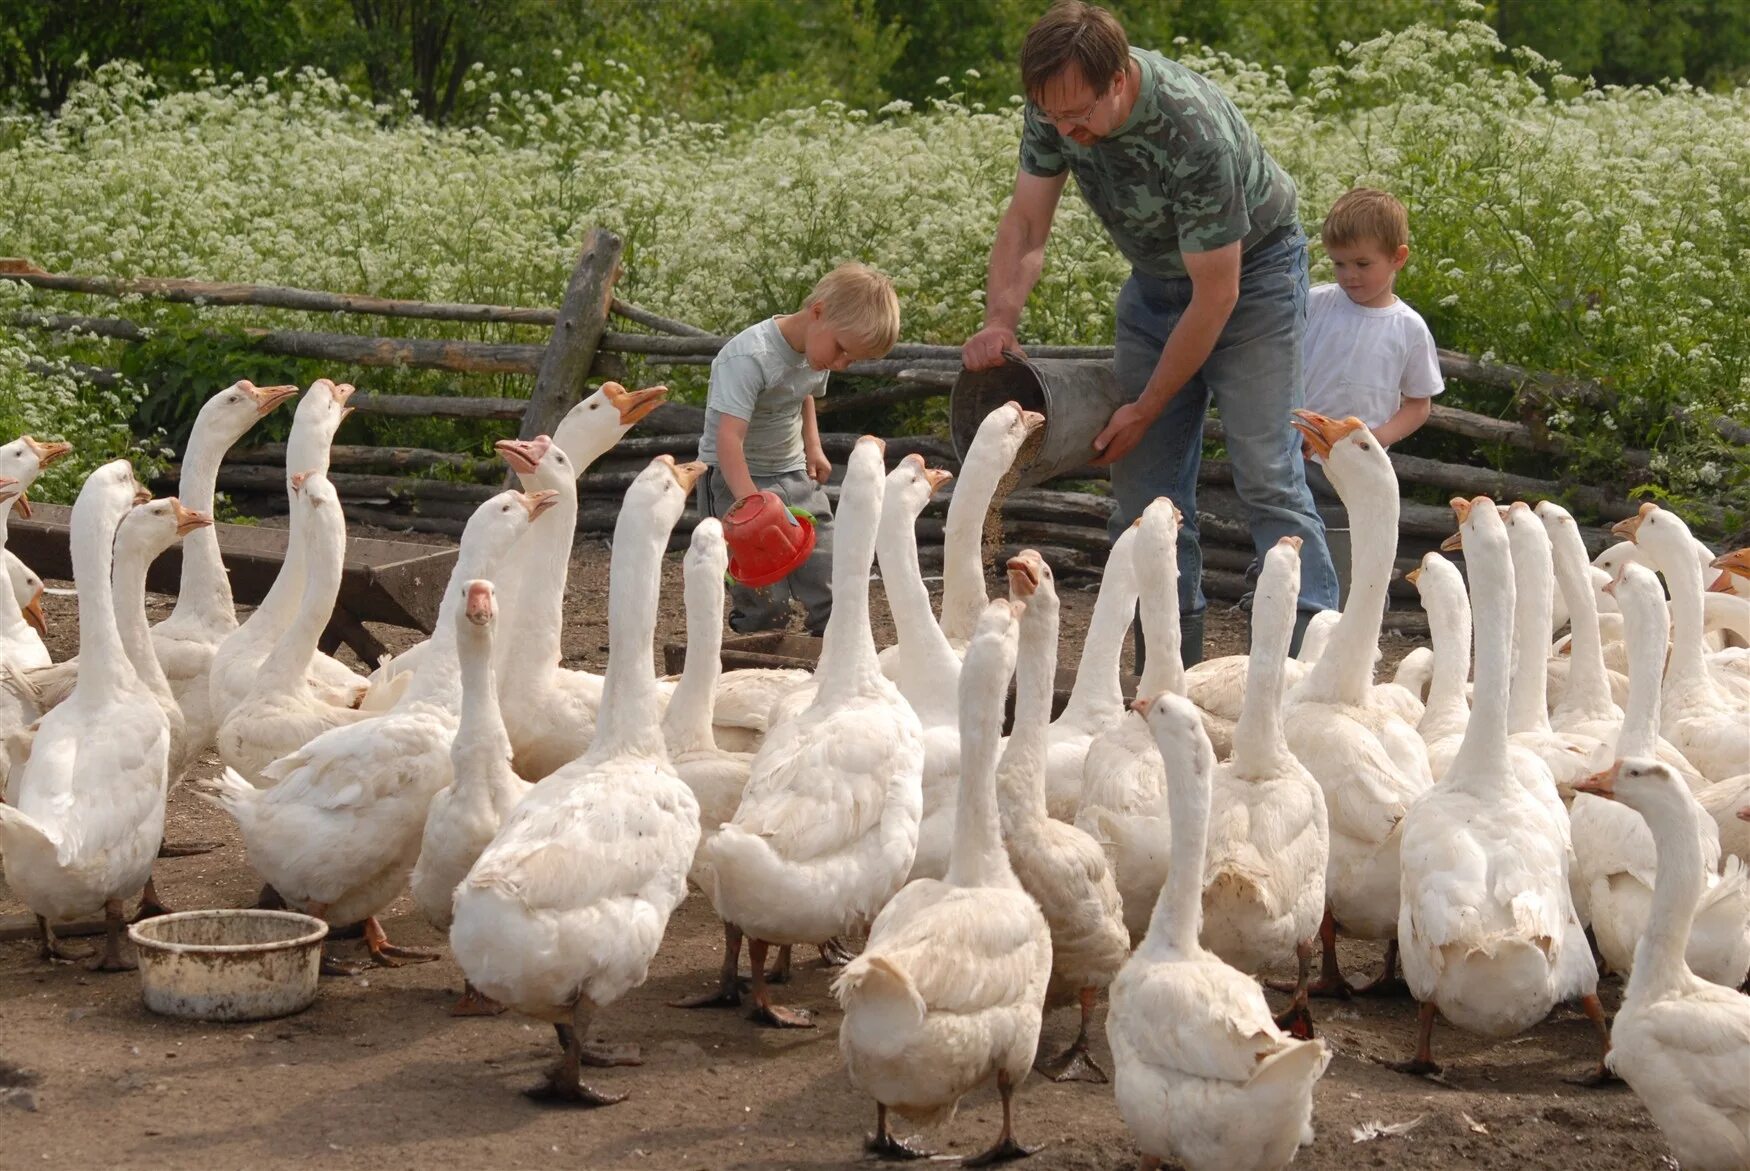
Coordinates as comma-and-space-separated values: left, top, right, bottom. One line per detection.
517, 227, 623, 446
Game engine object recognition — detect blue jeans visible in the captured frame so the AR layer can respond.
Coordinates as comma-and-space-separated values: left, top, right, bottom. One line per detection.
1106, 226, 1340, 619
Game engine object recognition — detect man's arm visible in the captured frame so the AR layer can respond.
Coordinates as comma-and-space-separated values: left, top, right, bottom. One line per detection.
963, 169, 1069, 370
716, 416, 759, 502
1091, 240, 1242, 466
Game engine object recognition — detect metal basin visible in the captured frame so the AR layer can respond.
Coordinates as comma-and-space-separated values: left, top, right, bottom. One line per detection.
128, 910, 328, 1022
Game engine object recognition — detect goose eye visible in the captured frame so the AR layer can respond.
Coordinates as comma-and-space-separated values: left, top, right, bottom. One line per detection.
588, 402, 598, 410
1358, 441, 1372, 451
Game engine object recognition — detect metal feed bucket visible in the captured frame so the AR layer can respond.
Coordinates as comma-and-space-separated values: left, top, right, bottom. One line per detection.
949, 354, 1122, 489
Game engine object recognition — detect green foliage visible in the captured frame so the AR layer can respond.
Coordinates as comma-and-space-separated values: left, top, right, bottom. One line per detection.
117, 316, 310, 450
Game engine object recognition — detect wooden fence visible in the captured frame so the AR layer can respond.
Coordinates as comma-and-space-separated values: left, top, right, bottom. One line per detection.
5, 229, 1740, 626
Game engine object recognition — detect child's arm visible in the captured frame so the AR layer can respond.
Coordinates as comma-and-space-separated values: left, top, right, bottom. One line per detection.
716, 416, 761, 502
1372, 394, 1432, 447
801, 395, 830, 484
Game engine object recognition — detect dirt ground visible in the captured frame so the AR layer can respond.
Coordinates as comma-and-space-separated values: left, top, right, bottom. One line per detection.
0, 534, 1669, 1171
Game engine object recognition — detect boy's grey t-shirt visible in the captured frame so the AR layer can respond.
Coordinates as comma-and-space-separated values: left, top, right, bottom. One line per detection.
1018, 47, 1299, 281
697, 317, 827, 476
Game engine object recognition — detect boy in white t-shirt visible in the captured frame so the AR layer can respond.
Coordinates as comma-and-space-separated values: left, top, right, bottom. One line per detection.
1301, 187, 1444, 510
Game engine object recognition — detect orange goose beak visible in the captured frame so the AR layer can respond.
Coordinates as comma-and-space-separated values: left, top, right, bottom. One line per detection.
602, 382, 669, 426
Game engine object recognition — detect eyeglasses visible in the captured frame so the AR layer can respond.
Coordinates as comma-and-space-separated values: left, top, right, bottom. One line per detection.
1040, 94, 1102, 128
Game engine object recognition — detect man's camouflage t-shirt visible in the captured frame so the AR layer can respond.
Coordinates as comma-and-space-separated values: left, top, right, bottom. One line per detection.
1019, 47, 1299, 281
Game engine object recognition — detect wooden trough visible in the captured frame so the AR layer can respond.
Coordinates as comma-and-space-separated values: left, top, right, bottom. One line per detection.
7, 503, 454, 667
663, 631, 1141, 732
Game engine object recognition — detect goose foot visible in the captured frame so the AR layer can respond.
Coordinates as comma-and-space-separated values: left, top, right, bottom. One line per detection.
817, 936, 857, 966
747, 938, 815, 1028
86, 900, 136, 972
1269, 909, 1355, 999
962, 1070, 1037, 1166
448, 982, 507, 1017
1565, 993, 1616, 1087
1352, 942, 1409, 997
130, 878, 172, 923
1037, 988, 1108, 1082
1564, 1064, 1619, 1088
1273, 1002, 1316, 1040
865, 1104, 933, 1160
363, 916, 437, 967
36, 917, 91, 964
156, 840, 219, 858
671, 923, 744, 1008
1385, 1001, 1441, 1078
524, 1009, 627, 1107
319, 952, 369, 977
1383, 1057, 1444, 1078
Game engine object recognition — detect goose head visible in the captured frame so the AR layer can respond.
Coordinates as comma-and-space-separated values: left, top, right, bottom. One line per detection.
1006, 548, 1058, 616
118, 495, 214, 563
1612, 501, 1702, 580
1291, 410, 1392, 500
287, 379, 353, 464
0, 435, 73, 518
1603, 560, 1668, 640
1504, 499, 1554, 573
1409, 550, 1464, 608
553, 382, 667, 469
845, 434, 887, 493
968, 401, 1046, 473
75, 458, 149, 531
1711, 547, 1750, 587
13, 561, 47, 637
1256, 534, 1303, 608
456, 489, 559, 580
966, 597, 1025, 687
1575, 757, 1690, 825
496, 433, 576, 493
464, 579, 496, 627
195, 380, 298, 451
623, 455, 705, 535
686, 516, 730, 582
1132, 688, 1216, 780
883, 453, 953, 522
1136, 496, 1182, 575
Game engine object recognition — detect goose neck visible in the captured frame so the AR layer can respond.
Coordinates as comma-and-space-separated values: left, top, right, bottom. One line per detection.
112, 533, 172, 698
239, 492, 309, 642
1507, 535, 1555, 734
495, 477, 577, 691
1658, 544, 1711, 689
947, 644, 1019, 890
71, 498, 134, 701
454, 622, 512, 781
1304, 501, 1395, 705
938, 457, 1005, 645
1135, 540, 1184, 697
1625, 794, 1706, 999
1615, 579, 1666, 758
258, 502, 344, 694
662, 562, 725, 754
1419, 577, 1472, 739
1145, 734, 1211, 956
1060, 528, 1138, 724
1445, 529, 1516, 788
0, 509, 28, 640
1548, 526, 1613, 716
1230, 597, 1292, 780
997, 599, 1057, 824
585, 507, 668, 763
813, 480, 886, 707
876, 499, 961, 691
170, 422, 236, 626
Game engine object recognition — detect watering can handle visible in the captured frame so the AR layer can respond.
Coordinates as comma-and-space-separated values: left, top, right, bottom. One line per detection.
999, 348, 1030, 368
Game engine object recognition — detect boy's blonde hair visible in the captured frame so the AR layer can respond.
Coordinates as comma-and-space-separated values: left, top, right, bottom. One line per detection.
803, 262, 900, 356
1321, 188, 1410, 253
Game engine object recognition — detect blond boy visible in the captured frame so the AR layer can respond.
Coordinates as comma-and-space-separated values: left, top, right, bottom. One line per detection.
1301, 188, 1444, 507
697, 261, 900, 635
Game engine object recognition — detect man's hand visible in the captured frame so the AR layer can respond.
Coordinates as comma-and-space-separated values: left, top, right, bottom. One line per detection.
805, 447, 832, 485
1091, 400, 1157, 467
962, 325, 1023, 371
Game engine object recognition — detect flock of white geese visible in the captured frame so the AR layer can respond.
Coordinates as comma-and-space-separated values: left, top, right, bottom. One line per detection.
0, 380, 1747, 1171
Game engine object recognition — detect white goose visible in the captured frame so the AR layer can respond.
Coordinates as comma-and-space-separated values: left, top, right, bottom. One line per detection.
0, 476, 44, 799
410, 578, 528, 1017
1409, 552, 1472, 774
1110, 691, 1330, 1171
997, 549, 1129, 1083
932, 401, 1044, 649
1575, 562, 1750, 987
361, 380, 667, 703
1282, 411, 1432, 995
1699, 775, 1750, 866
696, 437, 925, 1028
488, 434, 603, 780
662, 519, 754, 883
6, 557, 47, 643
1501, 502, 1609, 798
109, 495, 212, 916
835, 598, 1051, 1163
0, 460, 169, 970
1041, 514, 1142, 820
1078, 497, 1183, 822
0, 434, 73, 643
1539, 501, 1623, 737
874, 455, 962, 883
201, 487, 552, 970
449, 458, 703, 1106
216, 471, 372, 786
209, 380, 365, 726
1617, 504, 1750, 782
1576, 759, 1750, 1171
1392, 494, 1604, 1078
1204, 537, 1330, 1040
